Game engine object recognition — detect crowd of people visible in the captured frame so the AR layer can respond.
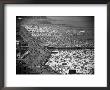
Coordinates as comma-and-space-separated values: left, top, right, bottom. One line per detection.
46, 49, 94, 74
16, 16, 94, 74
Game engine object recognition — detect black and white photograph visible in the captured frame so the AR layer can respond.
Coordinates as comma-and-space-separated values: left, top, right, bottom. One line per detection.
5, 4, 107, 87
16, 16, 94, 75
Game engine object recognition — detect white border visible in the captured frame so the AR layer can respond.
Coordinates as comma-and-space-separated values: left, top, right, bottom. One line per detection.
5, 4, 107, 87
